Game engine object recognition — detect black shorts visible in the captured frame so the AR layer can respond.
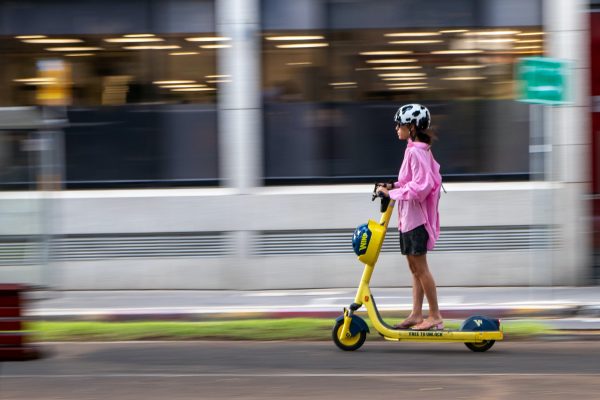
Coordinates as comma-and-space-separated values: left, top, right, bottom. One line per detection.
399, 225, 429, 256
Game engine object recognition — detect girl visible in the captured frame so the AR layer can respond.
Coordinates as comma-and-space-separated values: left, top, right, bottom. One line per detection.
375, 103, 443, 331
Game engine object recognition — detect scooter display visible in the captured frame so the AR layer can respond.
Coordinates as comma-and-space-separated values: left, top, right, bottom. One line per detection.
332, 185, 503, 352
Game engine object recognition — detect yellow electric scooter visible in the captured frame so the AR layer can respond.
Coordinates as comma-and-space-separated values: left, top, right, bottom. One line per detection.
332, 185, 503, 352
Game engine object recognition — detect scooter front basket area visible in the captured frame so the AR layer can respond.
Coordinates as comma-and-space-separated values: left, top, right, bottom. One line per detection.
354, 219, 386, 265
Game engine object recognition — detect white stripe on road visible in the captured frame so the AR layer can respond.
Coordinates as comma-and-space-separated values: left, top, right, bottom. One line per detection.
3, 373, 600, 378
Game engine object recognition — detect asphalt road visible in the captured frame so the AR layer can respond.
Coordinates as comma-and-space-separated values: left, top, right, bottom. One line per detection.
2, 341, 600, 399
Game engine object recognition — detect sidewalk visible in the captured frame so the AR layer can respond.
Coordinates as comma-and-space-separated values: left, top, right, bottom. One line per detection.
25, 287, 600, 331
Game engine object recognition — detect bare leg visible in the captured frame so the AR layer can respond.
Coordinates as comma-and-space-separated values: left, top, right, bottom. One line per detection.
396, 257, 424, 328
407, 254, 443, 328
408, 259, 425, 319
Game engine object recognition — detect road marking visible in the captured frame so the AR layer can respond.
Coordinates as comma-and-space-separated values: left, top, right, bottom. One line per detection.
244, 291, 347, 297
3, 373, 600, 379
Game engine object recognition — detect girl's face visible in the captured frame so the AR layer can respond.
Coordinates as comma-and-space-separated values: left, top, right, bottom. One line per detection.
396, 124, 410, 141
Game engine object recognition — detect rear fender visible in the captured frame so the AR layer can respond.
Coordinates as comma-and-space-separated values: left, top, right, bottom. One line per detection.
460, 315, 501, 331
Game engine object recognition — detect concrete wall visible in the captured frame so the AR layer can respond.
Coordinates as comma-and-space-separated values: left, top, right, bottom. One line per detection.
0, 182, 570, 289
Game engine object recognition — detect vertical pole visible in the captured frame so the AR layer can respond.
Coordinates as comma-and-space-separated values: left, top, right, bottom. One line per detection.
215, 0, 262, 284
216, 0, 262, 192
38, 106, 67, 289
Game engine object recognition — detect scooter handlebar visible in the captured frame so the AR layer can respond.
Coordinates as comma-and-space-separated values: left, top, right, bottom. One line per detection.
372, 183, 391, 212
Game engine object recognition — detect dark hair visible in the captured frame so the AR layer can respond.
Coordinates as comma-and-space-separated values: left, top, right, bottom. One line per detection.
409, 127, 436, 145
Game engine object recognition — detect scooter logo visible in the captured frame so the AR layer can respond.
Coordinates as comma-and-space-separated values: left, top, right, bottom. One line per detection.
352, 224, 371, 256
359, 234, 368, 252
474, 319, 483, 327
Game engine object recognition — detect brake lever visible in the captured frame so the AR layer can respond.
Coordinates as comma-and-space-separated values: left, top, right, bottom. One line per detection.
372, 183, 380, 201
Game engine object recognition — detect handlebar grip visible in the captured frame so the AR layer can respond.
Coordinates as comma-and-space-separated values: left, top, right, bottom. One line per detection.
380, 196, 391, 213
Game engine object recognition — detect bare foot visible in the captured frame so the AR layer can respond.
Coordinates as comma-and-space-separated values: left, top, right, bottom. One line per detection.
393, 317, 424, 329
411, 318, 444, 331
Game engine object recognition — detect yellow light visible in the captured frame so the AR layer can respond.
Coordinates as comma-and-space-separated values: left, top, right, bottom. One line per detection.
159, 84, 207, 89
439, 29, 469, 34
442, 77, 486, 81
104, 37, 164, 43
389, 86, 427, 90
359, 51, 412, 56
25, 81, 58, 86
371, 66, 422, 70
200, 44, 231, 49
387, 82, 427, 86
153, 80, 197, 85
517, 32, 545, 36
379, 72, 426, 77
171, 88, 216, 92
124, 34, 156, 38
15, 35, 47, 39
385, 32, 441, 37
514, 45, 542, 50
185, 36, 231, 42
516, 39, 544, 43
329, 82, 357, 86
275, 43, 329, 49
465, 30, 521, 36
123, 45, 181, 50
431, 50, 483, 55
389, 40, 443, 44
23, 38, 83, 44
476, 38, 516, 43
13, 77, 55, 83
382, 77, 427, 81
169, 52, 200, 56
366, 59, 418, 64
286, 62, 312, 66
45, 47, 103, 51
64, 53, 95, 57
436, 65, 485, 70
512, 50, 544, 55
266, 36, 325, 41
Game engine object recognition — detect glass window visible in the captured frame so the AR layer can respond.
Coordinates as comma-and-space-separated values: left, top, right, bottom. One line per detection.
0, 0, 219, 189
262, 0, 543, 183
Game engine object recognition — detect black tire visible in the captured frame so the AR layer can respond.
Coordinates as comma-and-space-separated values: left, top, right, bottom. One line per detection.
465, 340, 495, 352
332, 320, 367, 351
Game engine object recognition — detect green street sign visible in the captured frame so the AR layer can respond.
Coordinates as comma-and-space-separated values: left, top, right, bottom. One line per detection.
517, 57, 569, 105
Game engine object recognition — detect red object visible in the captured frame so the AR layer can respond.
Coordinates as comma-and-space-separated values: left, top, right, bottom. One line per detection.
0, 284, 41, 361
591, 13, 600, 256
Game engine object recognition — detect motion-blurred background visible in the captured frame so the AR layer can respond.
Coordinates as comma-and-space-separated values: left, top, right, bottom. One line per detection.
0, 0, 597, 290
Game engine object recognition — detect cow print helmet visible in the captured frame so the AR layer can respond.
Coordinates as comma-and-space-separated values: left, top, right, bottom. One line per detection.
394, 104, 431, 130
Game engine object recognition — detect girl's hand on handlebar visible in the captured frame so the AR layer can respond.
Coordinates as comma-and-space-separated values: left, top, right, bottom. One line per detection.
375, 186, 389, 198
376, 182, 393, 190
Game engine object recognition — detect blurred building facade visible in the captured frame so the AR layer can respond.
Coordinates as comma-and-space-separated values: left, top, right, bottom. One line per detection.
0, 0, 595, 289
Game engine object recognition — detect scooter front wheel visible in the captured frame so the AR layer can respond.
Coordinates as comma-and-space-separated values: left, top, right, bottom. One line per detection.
332, 320, 366, 351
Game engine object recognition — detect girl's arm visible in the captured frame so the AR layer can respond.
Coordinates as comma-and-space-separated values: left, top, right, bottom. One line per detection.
388, 153, 434, 202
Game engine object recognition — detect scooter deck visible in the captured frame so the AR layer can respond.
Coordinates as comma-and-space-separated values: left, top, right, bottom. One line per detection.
380, 328, 503, 342
364, 295, 503, 342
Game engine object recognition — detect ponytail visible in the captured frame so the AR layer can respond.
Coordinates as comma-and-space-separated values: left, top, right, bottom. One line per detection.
409, 127, 436, 145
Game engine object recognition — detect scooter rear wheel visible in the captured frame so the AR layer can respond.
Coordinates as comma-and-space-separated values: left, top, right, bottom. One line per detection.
465, 340, 495, 352
332, 320, 366, 351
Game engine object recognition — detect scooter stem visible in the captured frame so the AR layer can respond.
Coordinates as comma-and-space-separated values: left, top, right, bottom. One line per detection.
355, 199, 395, 300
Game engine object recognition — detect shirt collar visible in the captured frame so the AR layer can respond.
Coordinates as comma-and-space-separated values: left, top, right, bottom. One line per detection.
408, 138, 429, 150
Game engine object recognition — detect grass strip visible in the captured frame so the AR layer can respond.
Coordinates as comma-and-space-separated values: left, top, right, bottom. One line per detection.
25, 319, 555, 342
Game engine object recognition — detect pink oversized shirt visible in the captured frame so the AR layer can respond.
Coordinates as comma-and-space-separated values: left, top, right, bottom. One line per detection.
388, 139, 442, 250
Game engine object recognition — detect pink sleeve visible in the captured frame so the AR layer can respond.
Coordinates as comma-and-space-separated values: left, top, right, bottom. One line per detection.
389, 152, 434, 202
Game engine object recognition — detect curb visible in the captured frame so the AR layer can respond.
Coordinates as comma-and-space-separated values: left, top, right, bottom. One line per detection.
27, 306, 587, 322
